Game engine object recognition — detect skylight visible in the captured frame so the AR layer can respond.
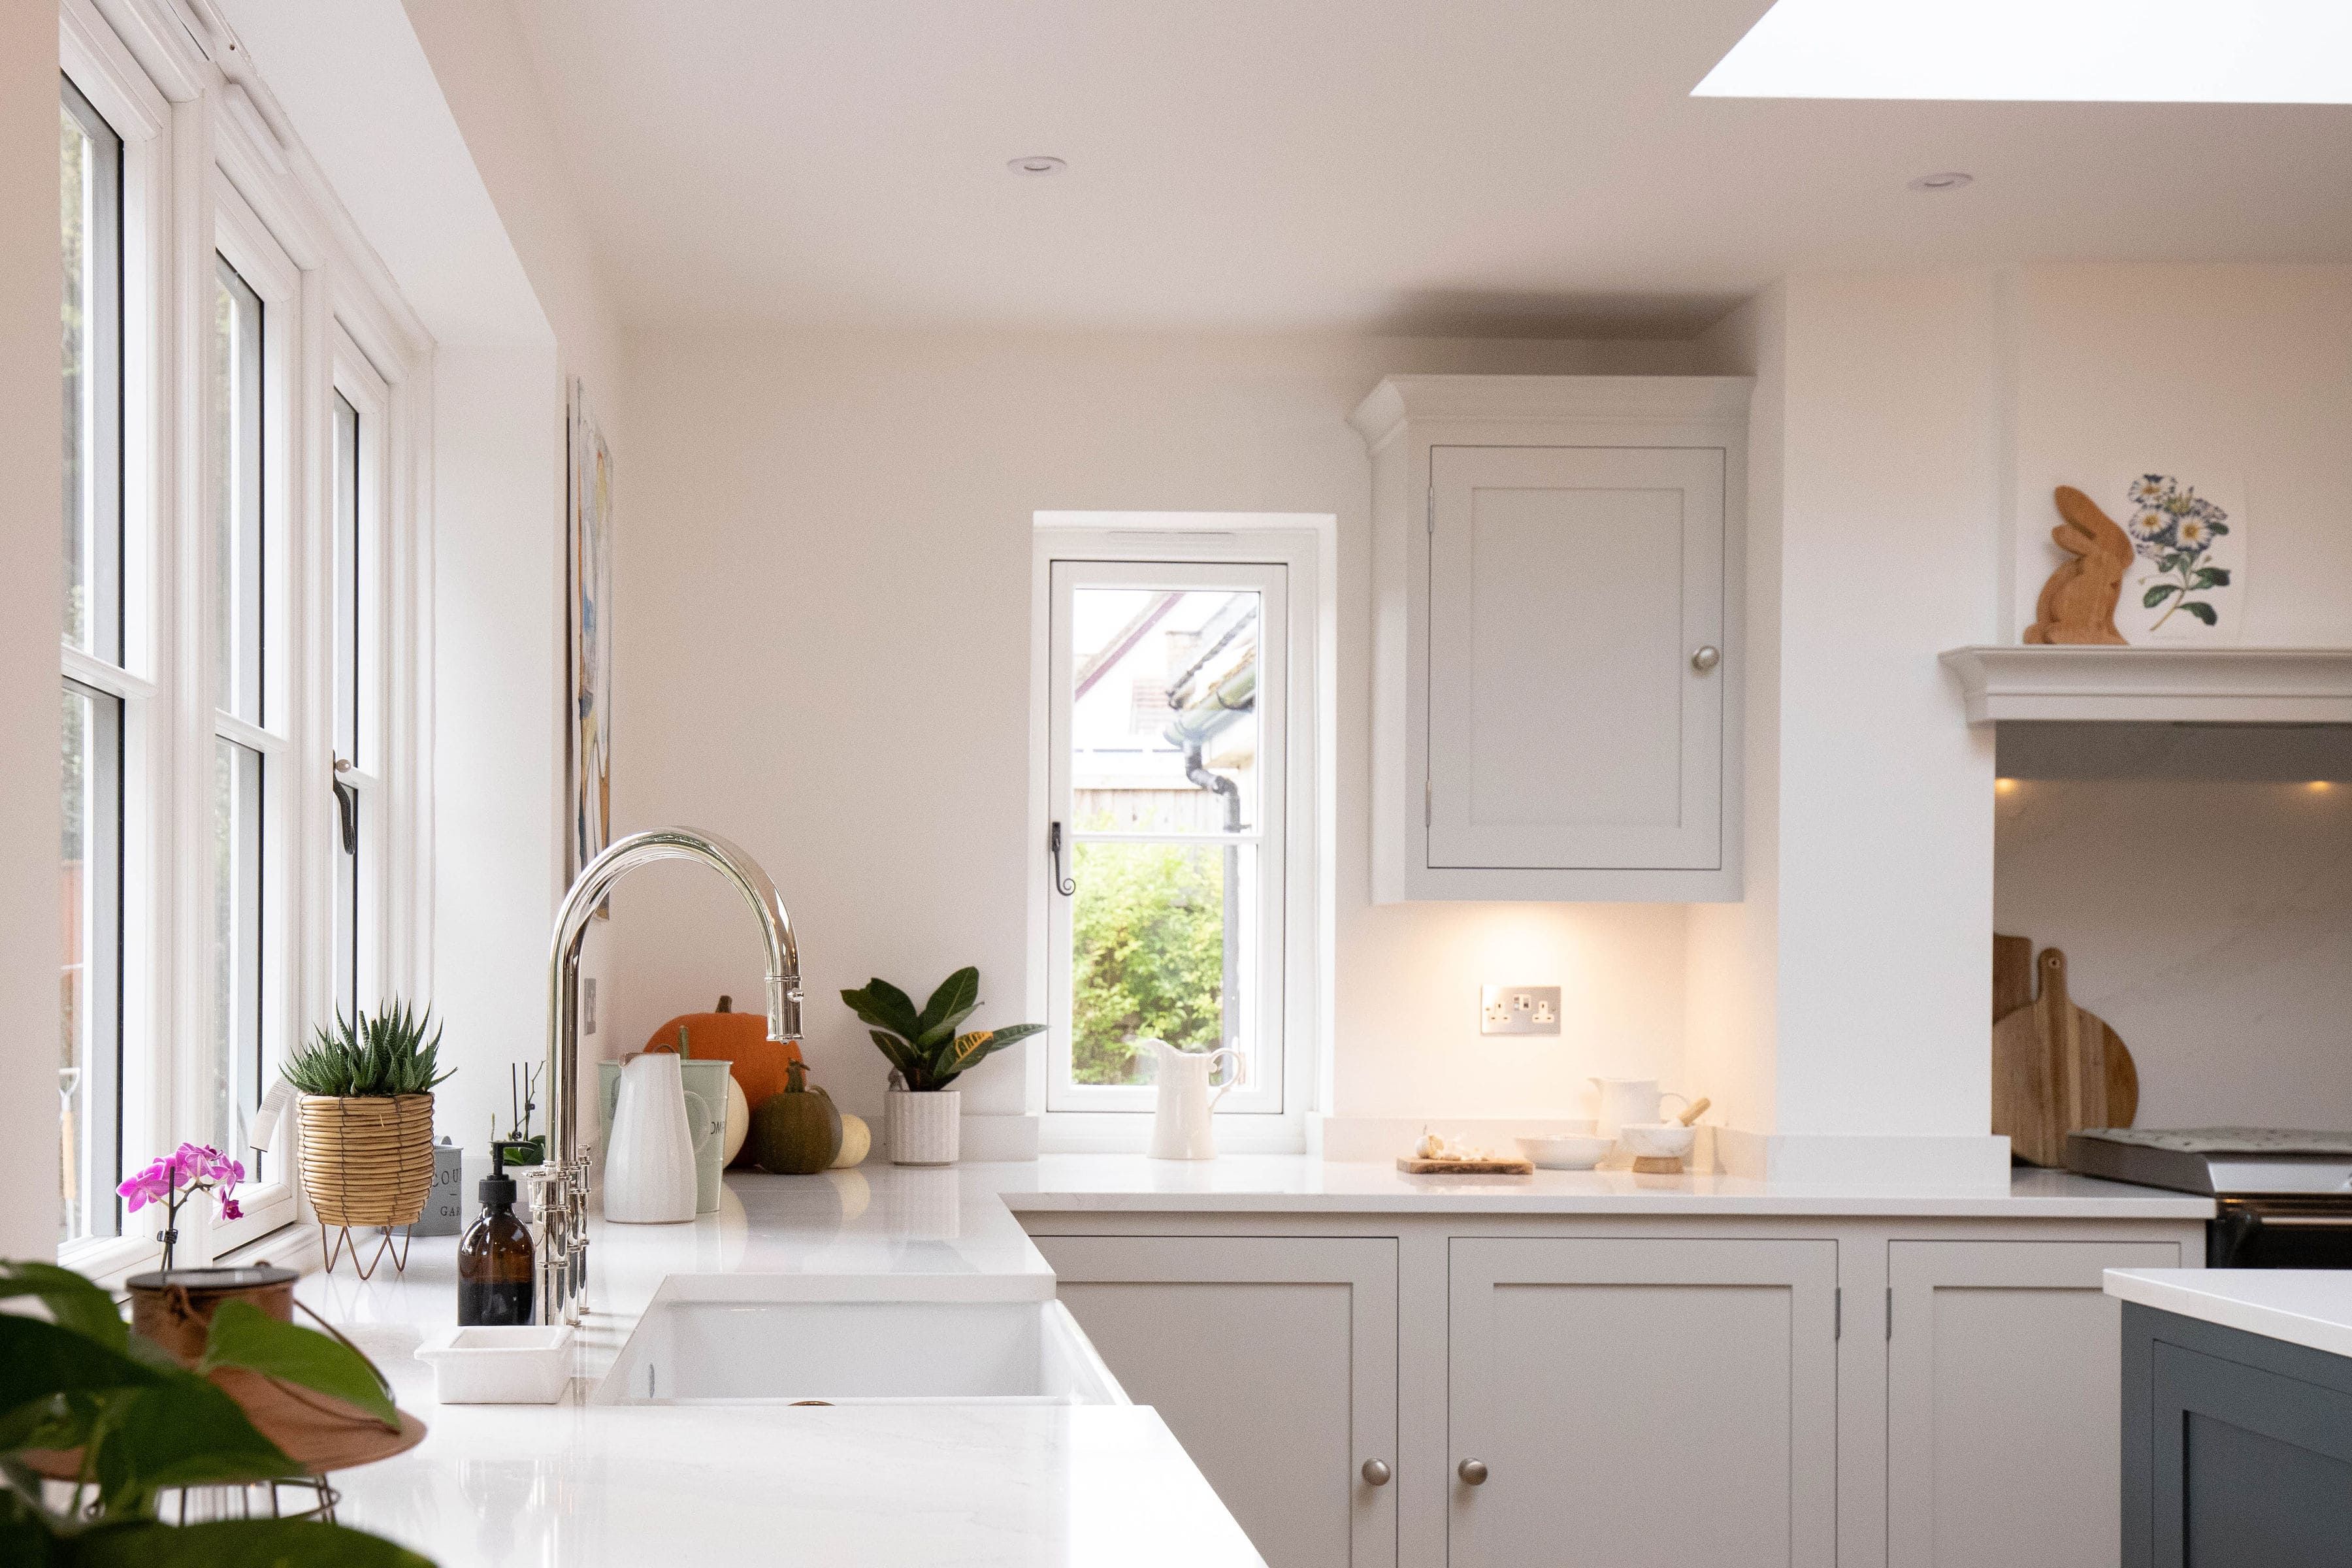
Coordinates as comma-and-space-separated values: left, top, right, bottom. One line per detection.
1695, 0, 2352, 103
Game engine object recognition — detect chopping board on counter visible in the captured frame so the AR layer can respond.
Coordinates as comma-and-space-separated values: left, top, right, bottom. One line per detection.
1991, 935, 2140, 1168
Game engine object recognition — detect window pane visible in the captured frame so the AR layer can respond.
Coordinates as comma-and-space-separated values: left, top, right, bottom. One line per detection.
1070, 589, 1261, 833
61, 683, 122, 1242
61, 79, 122, 664
213, 258, 263, 722
1070, 840, 1258, 1087
333, 392, 359, 763
212, 738, 263, 1176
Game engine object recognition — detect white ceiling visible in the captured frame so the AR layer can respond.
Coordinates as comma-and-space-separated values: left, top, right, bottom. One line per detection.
505, 0, 2352, 336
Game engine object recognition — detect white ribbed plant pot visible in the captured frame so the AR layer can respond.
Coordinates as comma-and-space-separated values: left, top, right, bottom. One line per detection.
887, 1089, 960, 1166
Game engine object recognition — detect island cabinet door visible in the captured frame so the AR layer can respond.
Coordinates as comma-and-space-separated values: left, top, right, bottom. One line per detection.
1446, 1237, 1838, 1568
1886, 1239, 2182, 1568
2142, 1330, 2352, 1568
1036, 1235, 1399, 1568
1425, 443, 1727, 875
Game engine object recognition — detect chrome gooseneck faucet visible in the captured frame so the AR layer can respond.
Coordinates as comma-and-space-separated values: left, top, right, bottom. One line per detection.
533, 827, 803, 1325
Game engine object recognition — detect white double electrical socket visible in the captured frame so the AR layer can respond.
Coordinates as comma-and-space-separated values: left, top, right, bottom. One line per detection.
1480, 985, 1561, 1036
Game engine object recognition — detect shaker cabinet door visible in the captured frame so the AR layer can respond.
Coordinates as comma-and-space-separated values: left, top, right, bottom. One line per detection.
1426, 444, 1725, 874
1037, 1235, 1399, 1568
1446, 1237, 1838, 1568
1887, 1239, 2181, 1568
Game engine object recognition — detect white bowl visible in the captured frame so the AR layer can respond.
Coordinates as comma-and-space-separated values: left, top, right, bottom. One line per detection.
416, 1324, 575, 1405
1516, 1133, 1613, 1170
1616, 1122, 1698, 1160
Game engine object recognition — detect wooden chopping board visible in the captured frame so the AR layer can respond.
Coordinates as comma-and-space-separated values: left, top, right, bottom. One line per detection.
1991, 936, 2140, 1167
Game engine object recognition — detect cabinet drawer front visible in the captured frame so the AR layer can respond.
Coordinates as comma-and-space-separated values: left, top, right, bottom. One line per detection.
1887, 1239, 2180, 1568
1038, 1235, 1398, 1568
1426, 444, 1725, 872
1447, 1237, 1836, 1568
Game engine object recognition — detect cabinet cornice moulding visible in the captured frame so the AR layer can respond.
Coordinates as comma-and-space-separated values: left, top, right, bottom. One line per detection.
1347, 374, 1754, 449
1940, 645, 2352, 725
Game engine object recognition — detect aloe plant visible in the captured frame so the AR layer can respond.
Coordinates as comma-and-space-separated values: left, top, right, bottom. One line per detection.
282, 1000, 453, 1098
842, 967, 1045, 1092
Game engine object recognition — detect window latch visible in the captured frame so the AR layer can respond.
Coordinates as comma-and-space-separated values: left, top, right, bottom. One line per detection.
1049, 821, 1075, 897
331, 756, 359, 855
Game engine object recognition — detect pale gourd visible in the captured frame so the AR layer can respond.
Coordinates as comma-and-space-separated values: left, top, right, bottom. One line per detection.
831, 1113, 870, 1169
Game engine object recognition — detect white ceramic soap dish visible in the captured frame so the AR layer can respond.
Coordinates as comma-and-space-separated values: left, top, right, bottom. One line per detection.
416, 1324, 575, 1405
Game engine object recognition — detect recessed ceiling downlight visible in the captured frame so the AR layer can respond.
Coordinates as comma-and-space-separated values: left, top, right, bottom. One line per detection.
1007, 155, 1067, 176
1908, 171, 1974, 192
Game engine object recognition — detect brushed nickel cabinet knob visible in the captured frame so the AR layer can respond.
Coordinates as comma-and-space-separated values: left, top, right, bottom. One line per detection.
1691, 645, 1721, 672
1361, 1459, 1391, 1486
1458, 1458, 1488, 1486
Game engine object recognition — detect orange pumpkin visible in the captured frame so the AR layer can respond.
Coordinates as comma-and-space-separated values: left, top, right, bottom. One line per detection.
645, 995, 806, 1166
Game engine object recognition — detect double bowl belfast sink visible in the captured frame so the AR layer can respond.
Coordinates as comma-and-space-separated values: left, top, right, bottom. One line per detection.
595, 1282, 1128, 1407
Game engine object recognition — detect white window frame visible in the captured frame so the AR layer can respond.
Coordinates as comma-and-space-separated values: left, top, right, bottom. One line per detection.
57, 0, 434, 1276
1028, 518, 1333, 1154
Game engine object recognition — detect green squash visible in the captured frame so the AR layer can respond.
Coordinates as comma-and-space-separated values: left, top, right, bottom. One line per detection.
749, 1060, 841, 1175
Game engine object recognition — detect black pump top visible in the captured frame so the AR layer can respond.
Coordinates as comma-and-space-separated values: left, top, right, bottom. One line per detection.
479, 1141, 523, 1209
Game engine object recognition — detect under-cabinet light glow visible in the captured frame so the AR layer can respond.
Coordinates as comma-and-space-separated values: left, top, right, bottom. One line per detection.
1694, 0, 2352, 103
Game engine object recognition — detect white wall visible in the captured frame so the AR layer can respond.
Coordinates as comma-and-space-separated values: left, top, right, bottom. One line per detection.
603, 328, 1703, 1132
2009, 265, 2352, 645
429, 346, 566, 1153
400, 0, 631, 1153
2, 0, 65, 1255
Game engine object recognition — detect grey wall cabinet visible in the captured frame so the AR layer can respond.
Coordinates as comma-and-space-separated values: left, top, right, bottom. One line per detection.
1349, 375, 1750, 903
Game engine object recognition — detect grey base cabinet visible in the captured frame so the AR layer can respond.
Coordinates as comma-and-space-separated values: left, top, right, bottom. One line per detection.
1036, 1235, 1399, 1568
2122, 1303, 2352, 1568
1887, 1240, 2181, 1567
1448, 1237, 1838, 1567
1025, 1212, 2202, 1568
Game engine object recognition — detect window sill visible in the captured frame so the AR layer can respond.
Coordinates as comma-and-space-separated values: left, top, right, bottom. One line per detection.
1039, 1108, 1308, 1156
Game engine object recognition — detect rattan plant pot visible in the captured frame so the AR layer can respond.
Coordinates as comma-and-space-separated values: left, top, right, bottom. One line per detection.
297, 1093, 435, 1227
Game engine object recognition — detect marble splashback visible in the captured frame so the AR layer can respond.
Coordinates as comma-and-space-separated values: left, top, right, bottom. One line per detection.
1993, 727, 2352, 1131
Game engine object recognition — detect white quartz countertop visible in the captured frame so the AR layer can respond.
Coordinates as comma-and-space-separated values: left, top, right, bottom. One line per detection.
996, 1154, 2213, 1218
308, 1156, 2204, 1565
2105, 1269, 2352, 1360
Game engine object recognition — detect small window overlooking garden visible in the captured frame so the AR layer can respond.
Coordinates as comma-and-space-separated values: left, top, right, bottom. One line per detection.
1044, 556, 1292, 1117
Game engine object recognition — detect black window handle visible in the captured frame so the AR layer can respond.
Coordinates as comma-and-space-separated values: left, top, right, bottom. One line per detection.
1050, 821, 1075, 897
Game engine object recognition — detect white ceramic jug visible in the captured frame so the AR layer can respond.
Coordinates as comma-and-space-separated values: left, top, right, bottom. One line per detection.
1147, 1039, 1242, 1161
604, 1053, 710, 1224
1590, 1077, 1688, 1140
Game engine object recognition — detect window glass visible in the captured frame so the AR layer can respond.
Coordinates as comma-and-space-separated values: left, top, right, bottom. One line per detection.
211, 738, 263, 1171
213, 257, 263, 723
332, 391, 361, 1019
1049, 566, 1283, 1113
60, 683, 122, 1241
60, 76, 125, 1245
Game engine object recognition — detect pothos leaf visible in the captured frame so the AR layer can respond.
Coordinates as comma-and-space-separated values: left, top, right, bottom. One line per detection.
0, 1260, 127, 1351
198, 1301, 399, 1431
71, 1516, 437, 1567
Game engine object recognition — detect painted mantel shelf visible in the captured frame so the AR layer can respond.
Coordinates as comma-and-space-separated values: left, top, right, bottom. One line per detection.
1940, 645, 2352, 724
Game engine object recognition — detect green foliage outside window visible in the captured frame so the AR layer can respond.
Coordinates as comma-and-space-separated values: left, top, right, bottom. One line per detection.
1070, 841, 1225, 1085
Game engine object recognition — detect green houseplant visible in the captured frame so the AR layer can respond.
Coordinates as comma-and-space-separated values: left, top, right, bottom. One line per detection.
0, 1259, 430, 1565
283, 1002, 452, 1255
841, 968, 1043, 1166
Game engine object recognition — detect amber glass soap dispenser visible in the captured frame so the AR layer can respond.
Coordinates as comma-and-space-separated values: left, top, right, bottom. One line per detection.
457, 1141, 536, 1326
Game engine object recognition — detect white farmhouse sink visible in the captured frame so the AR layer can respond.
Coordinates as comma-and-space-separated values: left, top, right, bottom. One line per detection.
598, 1295, 1128, 1406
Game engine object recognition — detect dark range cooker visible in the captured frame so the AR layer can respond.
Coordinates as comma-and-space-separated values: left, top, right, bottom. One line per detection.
2067, 1128, 2352, 1268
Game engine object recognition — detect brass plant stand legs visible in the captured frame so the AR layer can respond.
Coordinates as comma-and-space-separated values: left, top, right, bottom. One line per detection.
321, 1222, 413, 1279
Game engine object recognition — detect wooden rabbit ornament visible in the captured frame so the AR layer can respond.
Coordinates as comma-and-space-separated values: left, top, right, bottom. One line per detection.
2025, 485, 2132, 645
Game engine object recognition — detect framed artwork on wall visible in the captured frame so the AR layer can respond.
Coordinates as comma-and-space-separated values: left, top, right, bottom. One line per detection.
566, 376, 613, 900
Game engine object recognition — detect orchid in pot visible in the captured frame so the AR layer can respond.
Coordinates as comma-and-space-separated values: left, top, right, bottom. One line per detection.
120, 1141, 246, 1273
